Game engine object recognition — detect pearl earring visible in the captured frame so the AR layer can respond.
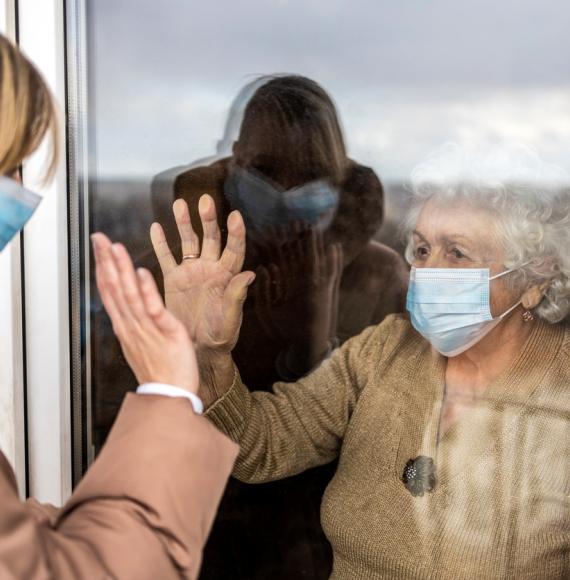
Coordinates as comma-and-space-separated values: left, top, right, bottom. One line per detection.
522, 310, 535, 322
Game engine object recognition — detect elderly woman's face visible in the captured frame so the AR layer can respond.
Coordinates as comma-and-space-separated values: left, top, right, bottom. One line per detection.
411, 198, 521, 317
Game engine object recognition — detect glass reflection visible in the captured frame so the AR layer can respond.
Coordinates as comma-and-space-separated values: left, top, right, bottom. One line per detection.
77, 2, 570, 578
151, 75, 409, 579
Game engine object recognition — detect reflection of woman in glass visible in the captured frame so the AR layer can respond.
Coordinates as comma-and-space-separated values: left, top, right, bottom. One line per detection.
153, 75, 408, 387
152, 75, 408, 579
153, 144, 570, 579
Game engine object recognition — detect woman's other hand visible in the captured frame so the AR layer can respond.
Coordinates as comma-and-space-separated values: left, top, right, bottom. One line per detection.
254, 226, 343, 375
92, 232, 199, 394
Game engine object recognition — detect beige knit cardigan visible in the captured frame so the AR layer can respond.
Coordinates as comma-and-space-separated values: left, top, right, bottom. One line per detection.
207, 314, 570, 579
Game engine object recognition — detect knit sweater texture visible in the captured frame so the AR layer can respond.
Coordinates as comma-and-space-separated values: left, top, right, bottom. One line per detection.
206, 314, 570, 579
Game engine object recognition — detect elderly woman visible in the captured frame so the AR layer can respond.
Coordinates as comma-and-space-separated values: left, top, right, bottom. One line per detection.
152, 144, 570, 579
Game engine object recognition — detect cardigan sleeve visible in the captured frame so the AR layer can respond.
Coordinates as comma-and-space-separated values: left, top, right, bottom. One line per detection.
206, 320, 391, 483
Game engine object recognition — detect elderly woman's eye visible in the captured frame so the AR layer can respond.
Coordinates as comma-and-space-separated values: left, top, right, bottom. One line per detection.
414, 246, 429, 259
450, 248, 467, 259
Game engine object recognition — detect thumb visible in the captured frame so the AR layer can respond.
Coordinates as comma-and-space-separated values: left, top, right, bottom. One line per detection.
222, 270, 256, 330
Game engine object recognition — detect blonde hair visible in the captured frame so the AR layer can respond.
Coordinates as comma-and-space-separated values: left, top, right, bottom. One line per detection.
0, 33, 58, 180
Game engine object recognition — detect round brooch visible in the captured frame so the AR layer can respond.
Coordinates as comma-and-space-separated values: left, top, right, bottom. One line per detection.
402, 456, 437, 497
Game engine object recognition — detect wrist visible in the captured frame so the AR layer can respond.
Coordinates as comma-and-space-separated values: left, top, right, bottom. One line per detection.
134, 372, 198, 395
196, 348, 233, 370
196, 350, 235, 407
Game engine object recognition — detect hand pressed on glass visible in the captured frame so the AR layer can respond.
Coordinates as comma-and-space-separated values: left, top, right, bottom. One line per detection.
91, 232, 199, 394
150, 195, 255, 404
150, 194, 255, 351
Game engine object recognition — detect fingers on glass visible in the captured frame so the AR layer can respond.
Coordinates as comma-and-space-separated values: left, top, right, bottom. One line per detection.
220, 210, 246, 274
92, 234, 122, 331
137, 268, 178, 333
199, 194, 222, 261
91, 233, 103, 264
92, 234, 130, 336
150, 222, 177, 274
111, 243, 146, 321
137, 268, 163, 317
222, 270, 255, 329
173, 198, 200, 258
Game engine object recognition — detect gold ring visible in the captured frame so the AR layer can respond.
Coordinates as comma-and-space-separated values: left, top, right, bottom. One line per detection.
182, 253, 200, 260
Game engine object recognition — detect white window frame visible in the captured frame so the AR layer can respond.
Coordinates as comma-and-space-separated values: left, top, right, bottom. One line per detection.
18, 0, 72, 505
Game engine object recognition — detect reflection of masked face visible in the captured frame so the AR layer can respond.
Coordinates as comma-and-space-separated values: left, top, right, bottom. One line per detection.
0, 176, 42, 252
224, 166, 339, 238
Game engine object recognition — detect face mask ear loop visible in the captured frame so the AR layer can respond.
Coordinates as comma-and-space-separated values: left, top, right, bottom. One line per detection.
497, 299, 523, 320
489, 260, 532, 281
489, 261, 533, 320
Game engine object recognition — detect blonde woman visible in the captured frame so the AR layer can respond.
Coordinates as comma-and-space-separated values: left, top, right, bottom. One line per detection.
0, 34, 238, 579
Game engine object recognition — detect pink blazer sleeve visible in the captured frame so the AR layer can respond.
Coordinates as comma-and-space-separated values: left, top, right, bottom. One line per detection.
0, 393, 238, 579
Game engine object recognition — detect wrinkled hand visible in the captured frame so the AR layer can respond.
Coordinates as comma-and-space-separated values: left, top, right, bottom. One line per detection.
150, 195, 255, 357
254, 226, 343, 372
92, 232, 199, 394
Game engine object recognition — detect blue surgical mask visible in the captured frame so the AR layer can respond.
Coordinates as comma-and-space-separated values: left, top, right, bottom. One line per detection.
406, 266, 523, 357
0, 176, 42, 251
224, 166, 339, 238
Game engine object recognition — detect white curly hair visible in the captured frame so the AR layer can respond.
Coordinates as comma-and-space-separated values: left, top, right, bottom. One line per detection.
403, 143, 570, 323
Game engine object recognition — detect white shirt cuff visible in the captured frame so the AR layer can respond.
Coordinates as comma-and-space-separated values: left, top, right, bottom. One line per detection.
136, 383, 204, 415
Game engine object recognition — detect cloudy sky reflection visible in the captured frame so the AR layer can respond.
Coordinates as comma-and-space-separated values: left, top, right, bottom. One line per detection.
88, 0, 570, 181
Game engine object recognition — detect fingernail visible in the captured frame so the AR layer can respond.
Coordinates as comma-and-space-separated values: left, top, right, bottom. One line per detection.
111, 243, 122, 256
246, 273, 256, 286
199, 194, 212, 212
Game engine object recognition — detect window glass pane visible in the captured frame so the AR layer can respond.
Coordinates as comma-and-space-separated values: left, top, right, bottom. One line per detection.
77, 1, 570, 578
